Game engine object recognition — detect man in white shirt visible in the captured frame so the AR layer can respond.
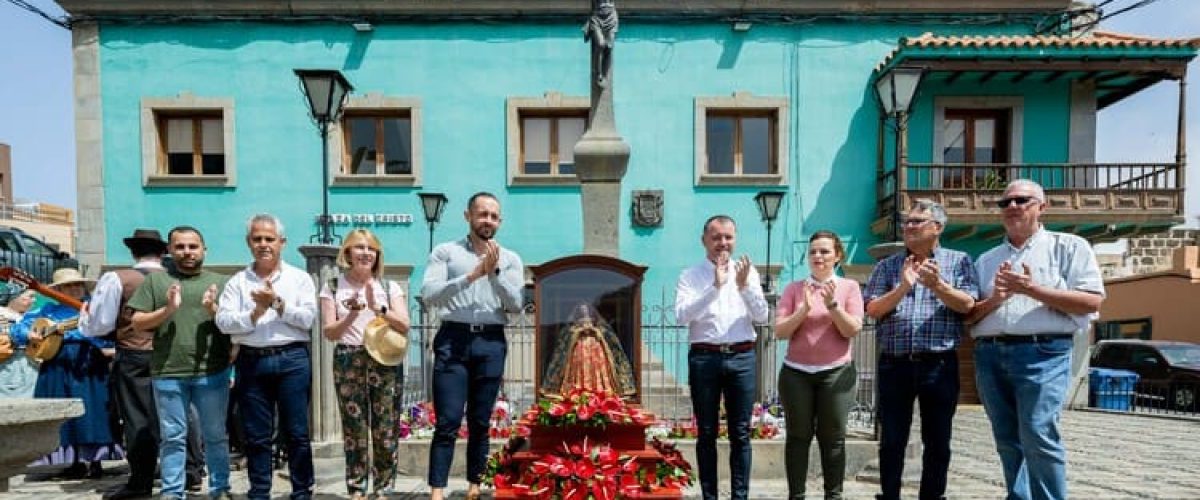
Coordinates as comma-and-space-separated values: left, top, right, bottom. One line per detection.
216, 214, 318, 500
80, 228, 204, 499
968, 179, 1104, 500
675, 215, 769, 500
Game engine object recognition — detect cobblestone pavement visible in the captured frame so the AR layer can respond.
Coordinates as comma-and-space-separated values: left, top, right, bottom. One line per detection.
5, 407, 1197, 499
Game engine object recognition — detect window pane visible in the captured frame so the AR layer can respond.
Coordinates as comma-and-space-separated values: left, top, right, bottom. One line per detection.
557, 117, 585, 174
974, 118, 996, 162
382, 117, 412, 175
523, 118, 551, 174
201, 154, 225, 175
741, 116, 772, 174
942, 118, 966, 163
200, 119, 223, 154
20, 235, 56, 256
165, 119, 193, 154
167, 154, 193, 175
706, 116, 735, 174
346, 117, 377, 174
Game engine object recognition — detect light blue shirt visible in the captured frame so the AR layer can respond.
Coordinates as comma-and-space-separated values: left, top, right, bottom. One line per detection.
420, 237, 524, 325
973, 228, 1104, 337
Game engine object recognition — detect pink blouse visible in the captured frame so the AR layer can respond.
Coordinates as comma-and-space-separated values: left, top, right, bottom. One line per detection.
777, 277, 865, 369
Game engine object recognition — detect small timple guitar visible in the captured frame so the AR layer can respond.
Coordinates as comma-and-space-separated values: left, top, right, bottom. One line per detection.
1, 267, 84, 361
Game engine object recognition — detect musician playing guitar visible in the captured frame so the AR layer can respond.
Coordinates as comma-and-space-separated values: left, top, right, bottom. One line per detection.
10, 267, 121, 479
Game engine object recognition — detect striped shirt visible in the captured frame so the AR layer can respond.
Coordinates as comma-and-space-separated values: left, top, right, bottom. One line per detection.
864, 247, 980, 355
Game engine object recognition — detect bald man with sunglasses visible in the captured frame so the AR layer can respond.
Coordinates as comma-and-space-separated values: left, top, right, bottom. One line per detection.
968, 179, 1104, 500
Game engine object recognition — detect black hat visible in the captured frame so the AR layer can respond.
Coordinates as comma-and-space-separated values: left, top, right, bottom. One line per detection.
123, 228, 167, 254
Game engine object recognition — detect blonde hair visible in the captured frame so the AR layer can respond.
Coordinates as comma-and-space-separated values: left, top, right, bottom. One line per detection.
337, 229, 385, 279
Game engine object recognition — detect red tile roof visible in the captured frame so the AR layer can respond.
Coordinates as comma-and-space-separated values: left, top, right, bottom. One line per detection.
900, 30, 1200, 50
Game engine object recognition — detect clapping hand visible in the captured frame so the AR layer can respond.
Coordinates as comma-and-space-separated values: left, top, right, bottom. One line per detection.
733, 255, 752, 289
472, 241, 501, 280
166, 282, 183, 310
250, 279, 276, 311
201, 284, 218, 315
995, 261, 1034, 296
818, 280, 837, 308
901, 256, 920, 288
712, 253, 730, 287
916, 259, 942, 288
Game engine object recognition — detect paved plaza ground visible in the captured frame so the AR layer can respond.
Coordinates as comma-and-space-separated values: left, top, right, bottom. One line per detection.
5, 407, 1197, 499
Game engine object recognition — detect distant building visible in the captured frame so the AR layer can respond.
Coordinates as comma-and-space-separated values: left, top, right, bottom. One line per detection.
0, 143, 75, 254
1097, 245, 1200, 344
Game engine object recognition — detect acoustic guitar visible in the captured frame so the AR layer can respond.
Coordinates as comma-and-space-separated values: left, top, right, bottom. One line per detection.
0, 267, 83, 361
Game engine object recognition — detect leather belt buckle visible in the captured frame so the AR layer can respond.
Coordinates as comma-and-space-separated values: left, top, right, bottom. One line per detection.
718, 343, 734, 354
469, 323, 484, 333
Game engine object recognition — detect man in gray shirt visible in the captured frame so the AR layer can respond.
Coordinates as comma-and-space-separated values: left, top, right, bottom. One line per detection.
421, 192, 524, 500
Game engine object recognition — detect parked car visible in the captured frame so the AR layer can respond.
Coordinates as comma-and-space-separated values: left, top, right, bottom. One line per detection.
1091, 340, 1200, 411
0, 226, 78, 301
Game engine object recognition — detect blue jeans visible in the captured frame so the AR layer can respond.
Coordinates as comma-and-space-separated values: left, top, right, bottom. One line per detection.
688, 349, 756, 500
427, 325, 507, 488
876, 351, 959, 500
975, 336, 1072, 500
153, 368, 232, 499
235, 343, 314, 499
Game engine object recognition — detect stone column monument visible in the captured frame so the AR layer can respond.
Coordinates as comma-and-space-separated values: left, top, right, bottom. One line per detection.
299, 244, 341, 451
574, 0, 630, 257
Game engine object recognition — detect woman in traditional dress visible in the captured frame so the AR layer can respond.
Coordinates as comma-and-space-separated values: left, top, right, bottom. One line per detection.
541, 303, 637, 398
13, 268, 121, 479
0, 289, 38, 397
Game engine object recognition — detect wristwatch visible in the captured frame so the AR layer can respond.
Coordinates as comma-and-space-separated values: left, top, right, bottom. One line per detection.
271, 296, 285, 314
826, 300, 839, 310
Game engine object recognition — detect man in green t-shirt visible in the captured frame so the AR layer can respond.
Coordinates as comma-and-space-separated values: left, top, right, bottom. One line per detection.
128, 226, 232, 500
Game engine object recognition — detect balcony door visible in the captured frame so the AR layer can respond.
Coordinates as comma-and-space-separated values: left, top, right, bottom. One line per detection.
942, 108, 1011, 189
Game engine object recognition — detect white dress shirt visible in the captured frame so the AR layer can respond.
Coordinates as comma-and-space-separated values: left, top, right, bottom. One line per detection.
215, 261, 317, 347
79, 260, 164, 338
973, 228, 1105, 337
675, 258, 769, 344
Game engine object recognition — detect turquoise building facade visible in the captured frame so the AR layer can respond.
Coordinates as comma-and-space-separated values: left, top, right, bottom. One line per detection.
60, 0, 1194, 299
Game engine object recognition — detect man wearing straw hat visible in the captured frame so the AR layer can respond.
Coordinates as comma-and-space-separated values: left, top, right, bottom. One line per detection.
80, 228, 204, 499
14, 267, 123, 479
216, 214, 317, 500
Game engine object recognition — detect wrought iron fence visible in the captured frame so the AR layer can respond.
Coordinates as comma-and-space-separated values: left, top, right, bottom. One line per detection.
398, 296, 878, 433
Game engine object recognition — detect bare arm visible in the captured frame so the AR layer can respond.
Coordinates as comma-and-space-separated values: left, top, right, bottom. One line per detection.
320, 297, 360, 342
828, 306, 863, 338
131, 305, 175, 332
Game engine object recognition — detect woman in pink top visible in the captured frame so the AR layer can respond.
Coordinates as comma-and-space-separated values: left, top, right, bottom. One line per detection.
774, 230, 864, 499
319, 229, 410, 499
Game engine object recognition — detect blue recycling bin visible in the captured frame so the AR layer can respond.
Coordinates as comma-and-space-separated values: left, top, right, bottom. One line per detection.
1088, 368, 1139, 411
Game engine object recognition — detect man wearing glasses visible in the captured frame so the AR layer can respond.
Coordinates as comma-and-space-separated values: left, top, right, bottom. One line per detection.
864, 199, 979, 500
968, 179, 1104, 500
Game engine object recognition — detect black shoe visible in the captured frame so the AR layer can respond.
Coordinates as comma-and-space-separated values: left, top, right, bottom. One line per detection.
186, 475, 202, 493
54, 462, 89, 480
87, 461, 104, 479
102, 485, 153, 500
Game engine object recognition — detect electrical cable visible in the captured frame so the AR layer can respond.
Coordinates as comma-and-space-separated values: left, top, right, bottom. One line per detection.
4, 0, 69, 29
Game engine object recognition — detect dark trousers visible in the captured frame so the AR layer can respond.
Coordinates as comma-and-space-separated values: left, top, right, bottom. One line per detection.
110, 349, 205, 491
876, 352, 959, 500
234, 343, 314, 500
688, 349, 756, 500
778, 363, 857, 500
427, 325, 506, 488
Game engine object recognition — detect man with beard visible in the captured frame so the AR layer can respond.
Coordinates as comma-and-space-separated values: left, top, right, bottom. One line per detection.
674, 215, 768, 500
129, 226, 233, 500
421, 192, 524, 500
80, 228, 206, 499
216, 214, 317, 500
968, 179, 1103, 500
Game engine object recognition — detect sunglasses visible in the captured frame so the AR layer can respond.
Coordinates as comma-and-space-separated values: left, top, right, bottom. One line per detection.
995, 196, 1037, 208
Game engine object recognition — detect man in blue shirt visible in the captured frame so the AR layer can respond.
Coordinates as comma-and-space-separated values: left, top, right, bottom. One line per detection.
865, 199, 979, 500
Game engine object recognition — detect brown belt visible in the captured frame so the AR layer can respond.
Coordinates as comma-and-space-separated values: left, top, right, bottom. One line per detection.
691, 341, 755, 354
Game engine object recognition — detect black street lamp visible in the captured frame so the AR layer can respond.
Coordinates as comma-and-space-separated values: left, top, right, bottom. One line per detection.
754, 190, 785, 294
874, 65, 925, 241
418, 192, 449, 252
295, 69, 354, 245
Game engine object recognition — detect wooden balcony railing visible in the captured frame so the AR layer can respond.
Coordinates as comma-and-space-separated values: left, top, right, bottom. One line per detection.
876, 162, 1185, 234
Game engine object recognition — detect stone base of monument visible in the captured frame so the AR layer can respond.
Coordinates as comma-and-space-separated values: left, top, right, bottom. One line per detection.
0, 398, 85, 492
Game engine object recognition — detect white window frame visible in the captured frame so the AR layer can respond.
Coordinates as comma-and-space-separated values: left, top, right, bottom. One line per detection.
694, 92, 788, 187
506, 92, 589, 187
330, 93, 423, 187
140, 93, 236, 187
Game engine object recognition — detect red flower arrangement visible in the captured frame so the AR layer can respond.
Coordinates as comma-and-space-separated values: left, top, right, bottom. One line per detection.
520, 387, 650, 429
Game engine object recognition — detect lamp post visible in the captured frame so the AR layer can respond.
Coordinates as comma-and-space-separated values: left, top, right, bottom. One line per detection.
295, 69, 354, 245
873, 65, 925, 241
418, 192, 449, 252
754, 191, 785, 294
